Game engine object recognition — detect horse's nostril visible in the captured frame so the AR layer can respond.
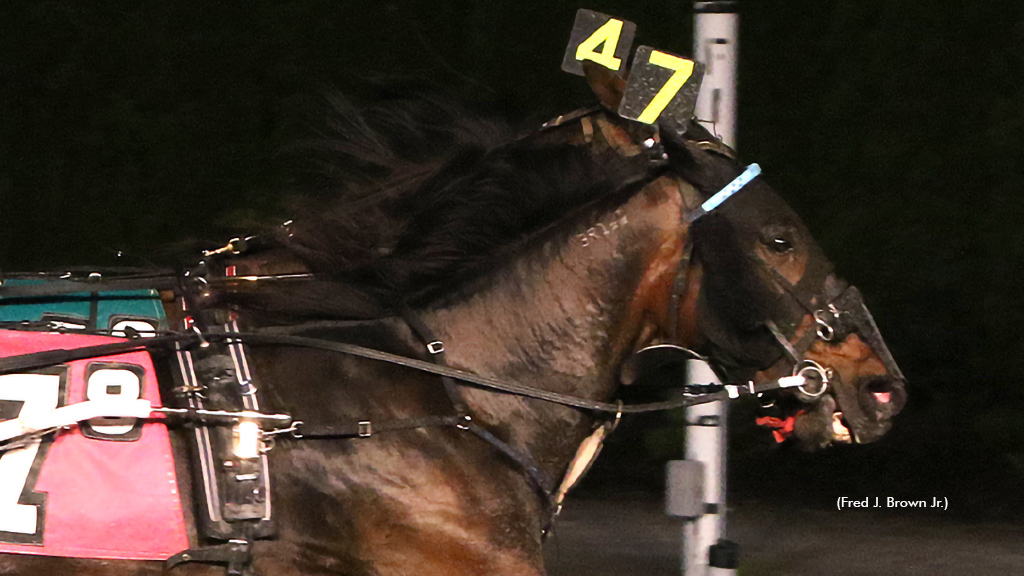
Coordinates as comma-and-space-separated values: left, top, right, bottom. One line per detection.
864, 378, 893, 404
859, 377, 906, 414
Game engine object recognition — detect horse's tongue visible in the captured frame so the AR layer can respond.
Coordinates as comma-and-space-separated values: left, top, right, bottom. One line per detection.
873, 392, 892, 404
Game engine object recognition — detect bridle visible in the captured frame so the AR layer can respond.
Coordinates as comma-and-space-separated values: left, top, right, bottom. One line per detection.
645, 124, 904, 408
758, 261, 906, 400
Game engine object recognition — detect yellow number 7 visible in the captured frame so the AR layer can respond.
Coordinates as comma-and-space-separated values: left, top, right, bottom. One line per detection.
636, 51, 695, 124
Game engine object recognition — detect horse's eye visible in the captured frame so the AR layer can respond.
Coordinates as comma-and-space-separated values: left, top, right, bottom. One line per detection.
770, 237, 793, 253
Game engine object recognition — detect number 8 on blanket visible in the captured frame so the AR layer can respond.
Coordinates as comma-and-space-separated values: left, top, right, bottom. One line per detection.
79, 363, 145, 441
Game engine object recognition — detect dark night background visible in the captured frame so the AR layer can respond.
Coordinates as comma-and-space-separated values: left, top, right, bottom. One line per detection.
1, 2, 1022, 518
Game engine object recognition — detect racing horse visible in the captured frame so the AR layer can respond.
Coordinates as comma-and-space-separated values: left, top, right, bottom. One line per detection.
0, 72, 905, 576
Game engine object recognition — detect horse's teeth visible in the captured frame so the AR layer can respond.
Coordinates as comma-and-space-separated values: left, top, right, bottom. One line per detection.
832, 411, 852, 443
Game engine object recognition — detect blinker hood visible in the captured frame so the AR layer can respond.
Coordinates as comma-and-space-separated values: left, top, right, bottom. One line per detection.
822, 285, 906, 381
755, 253, 836, 338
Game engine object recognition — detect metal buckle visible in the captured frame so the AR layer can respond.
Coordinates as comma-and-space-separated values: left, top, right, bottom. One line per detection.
814, 305, 842, 342
358, 420, 372, 437
427, 341, 445, 355
191, 324, 211, 348
239, 379, 258, 396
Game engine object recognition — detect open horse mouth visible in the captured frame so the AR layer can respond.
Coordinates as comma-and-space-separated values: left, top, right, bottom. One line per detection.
758, 374, 906, 448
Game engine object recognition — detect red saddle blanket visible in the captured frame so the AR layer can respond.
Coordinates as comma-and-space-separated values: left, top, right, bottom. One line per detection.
0, 330, 188, 560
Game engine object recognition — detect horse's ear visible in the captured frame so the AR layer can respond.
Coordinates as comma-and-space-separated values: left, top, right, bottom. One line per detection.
661, 129, 705, 180
583, 61, 627, 110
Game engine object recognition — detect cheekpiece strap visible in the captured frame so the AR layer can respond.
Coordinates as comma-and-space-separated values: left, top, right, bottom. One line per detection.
686, 163, 761, 222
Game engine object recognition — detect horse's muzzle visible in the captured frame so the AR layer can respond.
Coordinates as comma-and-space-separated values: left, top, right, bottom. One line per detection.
858, 375, 907, 423
834, 374, 907, 444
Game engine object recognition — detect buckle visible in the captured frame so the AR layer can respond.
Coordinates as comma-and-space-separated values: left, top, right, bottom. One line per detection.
427, 341, 445, 355
358, 420, 372, 437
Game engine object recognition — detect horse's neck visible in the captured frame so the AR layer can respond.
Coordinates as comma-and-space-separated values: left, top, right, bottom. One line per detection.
420, 178, 686, 474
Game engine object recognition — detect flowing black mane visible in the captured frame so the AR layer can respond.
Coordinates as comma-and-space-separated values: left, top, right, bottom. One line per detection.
273, 95, 659, 309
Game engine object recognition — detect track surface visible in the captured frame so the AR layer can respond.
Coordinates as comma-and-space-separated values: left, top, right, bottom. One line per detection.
545, 494, 1024, 576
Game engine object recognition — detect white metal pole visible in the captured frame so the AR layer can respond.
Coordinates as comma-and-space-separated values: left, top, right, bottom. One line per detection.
682, 361, 728, 576
682, 3, 739, 576
694, 2, 739, 147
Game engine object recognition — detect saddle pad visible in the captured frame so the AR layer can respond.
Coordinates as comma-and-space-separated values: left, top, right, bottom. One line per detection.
0, 329, 188, 560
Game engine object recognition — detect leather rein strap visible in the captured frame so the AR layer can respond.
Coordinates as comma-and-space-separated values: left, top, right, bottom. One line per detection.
0, 328, 801, 416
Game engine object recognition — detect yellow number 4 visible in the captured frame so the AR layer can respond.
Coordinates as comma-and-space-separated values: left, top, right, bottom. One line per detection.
576, 18, 625, 72
636, 51, 695, 124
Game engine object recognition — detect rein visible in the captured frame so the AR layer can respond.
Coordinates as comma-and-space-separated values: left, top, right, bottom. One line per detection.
0, 326, 805, 419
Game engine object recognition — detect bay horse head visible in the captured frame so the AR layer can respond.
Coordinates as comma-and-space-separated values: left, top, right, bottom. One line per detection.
580, 65, 906, 449
667, 135, 906, 447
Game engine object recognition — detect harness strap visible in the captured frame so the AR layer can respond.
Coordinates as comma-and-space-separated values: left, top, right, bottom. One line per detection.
0, 333, 186, 374
279, 415, 555, 502
289, 415, 463, 439
397, 308, 555, 507
165, 539, 253, 576
668, 180, 704, 341
237, 330, 804, 413
462, 421, 555, 496
0, 327, 804, 414
399, 308, 470, 416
